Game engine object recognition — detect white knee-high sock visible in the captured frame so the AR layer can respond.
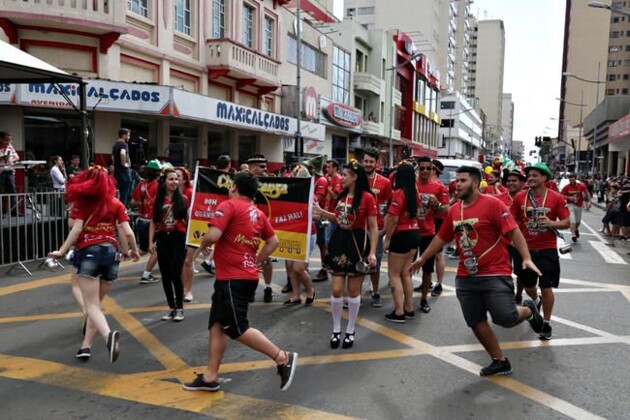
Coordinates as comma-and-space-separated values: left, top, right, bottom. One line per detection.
330, 296, 343, 332
346, 296, 361, 334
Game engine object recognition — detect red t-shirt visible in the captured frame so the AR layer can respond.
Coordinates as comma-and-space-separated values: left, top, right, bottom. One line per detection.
388, 189, 419, 232
132, 179, 157, 219
561, 182, 588, 207
74, 198, 129, 250
314, 175, 329, 205
438, 195, 517, 277
495, 191, 515, 210
416, 179, 449, 236
546, 180, 559, 192
334, 191, 378, 230
368, 173, 393, 230
449, 180, 457, 197
511, 189, 570, 250
154, 196, 189, 233
482, 183, 507, 196
433, 181, 450, 221
327, 173, 343, 212
210, 197, 275, 281
183, 186, 194, 204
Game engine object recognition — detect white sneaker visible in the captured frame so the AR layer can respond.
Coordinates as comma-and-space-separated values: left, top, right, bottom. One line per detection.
184, 293, 193, 303
173, 309, 184, 322
161, 310, 175, 321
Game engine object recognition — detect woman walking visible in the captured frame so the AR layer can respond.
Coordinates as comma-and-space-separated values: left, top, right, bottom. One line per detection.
149, 168, 189, 322
383, 163, 421, 323
313, 159, 378, 349
49, 166, 139, 363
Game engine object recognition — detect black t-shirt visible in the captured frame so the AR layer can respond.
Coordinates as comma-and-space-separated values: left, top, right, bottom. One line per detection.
112, 141, 129, 171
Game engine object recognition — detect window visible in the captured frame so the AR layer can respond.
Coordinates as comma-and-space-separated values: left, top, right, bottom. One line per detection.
609, 74, 617, 81
287, 35, 327, 78
441, 101, 455, 110
175, 0, 191, 36
624, 74, 629, 80
243, 4, 254, 48
607, 89, 615, 95
263, 16, 274, 57
610, 45, 622, 52
609, 60, 619, 67
610, 31, 620, 38
625, 59, 630, 66
212, 0, 225, 39
623, 88, 629, 94
357, 7, 375, 15
347, 8, 356, 17
332, 46, 351, 104
127, 0, 148, 18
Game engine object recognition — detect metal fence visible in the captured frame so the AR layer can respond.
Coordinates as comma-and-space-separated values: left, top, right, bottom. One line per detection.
1, 190, 69, 275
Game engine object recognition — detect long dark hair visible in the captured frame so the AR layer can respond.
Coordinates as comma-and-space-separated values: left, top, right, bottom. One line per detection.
152, 168, 188, 224
337, 159, 374, 214
395, 163, 418, 218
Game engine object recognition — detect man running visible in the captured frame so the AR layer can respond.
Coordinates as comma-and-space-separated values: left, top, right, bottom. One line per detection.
560, 173, 591, 242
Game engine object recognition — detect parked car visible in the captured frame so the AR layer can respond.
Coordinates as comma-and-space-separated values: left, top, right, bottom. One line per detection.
437, 158, 484, 186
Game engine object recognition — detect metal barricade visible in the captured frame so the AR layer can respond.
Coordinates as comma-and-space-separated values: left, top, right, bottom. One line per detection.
0, 190, 69, 275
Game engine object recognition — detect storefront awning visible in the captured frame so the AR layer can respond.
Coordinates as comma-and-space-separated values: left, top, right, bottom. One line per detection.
0, 39, 81, 84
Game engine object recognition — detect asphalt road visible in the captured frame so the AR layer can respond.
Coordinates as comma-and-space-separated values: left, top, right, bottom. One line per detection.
0, 205, 628, 419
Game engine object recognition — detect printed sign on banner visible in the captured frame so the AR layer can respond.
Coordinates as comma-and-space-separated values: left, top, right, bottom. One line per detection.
186, 167, 314, 262
0, 83, 16, 104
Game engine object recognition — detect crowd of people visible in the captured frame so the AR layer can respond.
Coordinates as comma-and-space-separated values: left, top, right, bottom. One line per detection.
42, 127, 630, 394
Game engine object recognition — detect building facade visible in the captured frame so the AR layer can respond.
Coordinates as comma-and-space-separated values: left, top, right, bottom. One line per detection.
501, 93, 514, 156
438, 92, 483, 159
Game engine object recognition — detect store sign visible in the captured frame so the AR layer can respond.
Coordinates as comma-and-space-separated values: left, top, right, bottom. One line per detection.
17, 80, 170, 113
216, 101, 290, 131
0, 83, 16, 104
323, 103, 362, 128
303, 86, 318, 121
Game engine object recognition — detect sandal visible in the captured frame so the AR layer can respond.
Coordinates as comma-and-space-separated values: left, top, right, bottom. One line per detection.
342, 332, 355, 349
330, 332, 341, 349
283, 299, 302, 305
305, 292, 316, 305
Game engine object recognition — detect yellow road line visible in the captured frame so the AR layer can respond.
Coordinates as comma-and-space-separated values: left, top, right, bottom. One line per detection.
0, 353, 354, 419
0, 310, 84, 324
0, 274, 70, 297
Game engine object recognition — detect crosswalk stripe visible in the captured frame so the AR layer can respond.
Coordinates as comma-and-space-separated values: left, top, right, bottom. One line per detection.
589, 240, 627, 265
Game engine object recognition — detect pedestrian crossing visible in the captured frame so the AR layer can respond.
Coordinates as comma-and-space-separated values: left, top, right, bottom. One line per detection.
555, 232, 628, 265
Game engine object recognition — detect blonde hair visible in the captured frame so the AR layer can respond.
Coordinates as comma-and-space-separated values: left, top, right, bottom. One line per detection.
292, 165, 311, 178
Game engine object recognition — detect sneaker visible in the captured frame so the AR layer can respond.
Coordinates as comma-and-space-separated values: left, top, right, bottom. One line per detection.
277, 351, 298, 391
448, 251, 459, 259
419, 299, 431, 313
479, 358, 512, 377
76, 347, 91, 361
312, 268, 328, 282
184, 293, 193, 303
385, 311, 406, 323
183, 373, 221, 392
431, 283, 443, 297
539, 323, 552, 340
161, 310, 175, 321
523, 299, 543, 333
140, 274, 159, 284
575, 228, 580, 238
200, 261, 215, 275
173, 309, 184, 322
572, 235, 577, 243
371, 292, 383, 308
413, 285, 422, 292
107, 331, 120, 364
263, 287, 273, 303
404, 310, 415, 319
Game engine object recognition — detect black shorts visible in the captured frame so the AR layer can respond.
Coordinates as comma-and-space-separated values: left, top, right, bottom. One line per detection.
520, 248, 560, 289
419, 235, 436, 273
209, 280, 258, 339
455, 275, 519, 328
508, 245, 524, 278
135, 218, 151, 253
389, 229, 421, 254
316, 222, 327, 246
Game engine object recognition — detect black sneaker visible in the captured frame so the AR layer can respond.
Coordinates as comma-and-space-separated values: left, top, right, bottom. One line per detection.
431, 283, 443, 297
161, 310, 175, 321
183, 373, 221, 392
277, 352, 298, 391
480, 358, 512, 377
419, 299, 431, 313
515, 294, 523, 305
76, 347, 91, 361
575, 228, 580, 238
200, 261, 215, 275
404, 310, 416, 319
312, 268, 328, 282
572, 235, 577, 243
539, 323, 552, 340
413, 285, 422, 292
107, 331, 120, 364
523, 300, 543, 333
140, 274, 159, 284
385, 311, 406, 323
371, 292, 383, 308
263, 287, 273, 303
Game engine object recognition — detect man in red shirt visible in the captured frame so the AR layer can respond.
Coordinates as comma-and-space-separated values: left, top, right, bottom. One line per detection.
363, 147, 393, 307
414, 156, 449, 313
512, 163, 570, 340
183, 172, 298, 392
560, 173, 591, 242
429, 159, 451, 297
410, 166, 543, 377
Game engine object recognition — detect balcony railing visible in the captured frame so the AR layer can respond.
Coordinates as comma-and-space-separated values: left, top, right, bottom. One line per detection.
354, 72, 382, 96
0, 0, 126, 33
392, 129, 401, 141
362, 120, 384, 136
393, 89, 402, 107
207, 39, 280, 87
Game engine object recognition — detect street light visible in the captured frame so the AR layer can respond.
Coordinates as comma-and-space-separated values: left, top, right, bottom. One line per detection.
556, 94, 586, 174
562, 71, 606, 174
588, 1, 630, 17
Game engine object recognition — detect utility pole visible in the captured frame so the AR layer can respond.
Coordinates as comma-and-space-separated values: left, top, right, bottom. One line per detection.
294, 0, 303, 160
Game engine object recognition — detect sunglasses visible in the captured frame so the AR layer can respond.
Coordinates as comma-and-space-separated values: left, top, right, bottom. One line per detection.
418, 166, 432, 171
255, 164, 267, 168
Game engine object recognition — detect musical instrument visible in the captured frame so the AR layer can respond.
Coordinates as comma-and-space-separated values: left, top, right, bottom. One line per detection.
300, 155, 327, 176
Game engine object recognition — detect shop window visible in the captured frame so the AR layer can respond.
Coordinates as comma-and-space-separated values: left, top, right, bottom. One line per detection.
207, 130, 230, 164
170, 124, 198, 169
287, 35, 327, 78
128, 0, 149, 18
175, 0, 191, 36
238, 135, 257, 164
212, 0, 225, 39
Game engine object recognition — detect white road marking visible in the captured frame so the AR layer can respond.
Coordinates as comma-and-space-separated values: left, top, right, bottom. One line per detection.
589, 240, 627, 265
581, 221, 609, 244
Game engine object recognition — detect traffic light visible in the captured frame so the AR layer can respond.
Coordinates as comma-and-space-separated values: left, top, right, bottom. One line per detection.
535, 136, 541, 147
542, 136, 551, 142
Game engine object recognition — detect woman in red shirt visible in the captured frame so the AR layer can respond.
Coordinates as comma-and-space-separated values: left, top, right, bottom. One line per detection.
176, 166, 194, 203
49, 166, 140, 363
149, 168, 189, 322
383, 163, 421, 323
313, 159, 378, 349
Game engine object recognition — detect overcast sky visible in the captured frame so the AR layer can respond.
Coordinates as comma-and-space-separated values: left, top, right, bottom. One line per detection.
463, 0, 567, 154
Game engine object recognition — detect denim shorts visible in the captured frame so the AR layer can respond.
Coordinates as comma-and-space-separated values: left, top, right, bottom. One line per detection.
75, 245, 120, 282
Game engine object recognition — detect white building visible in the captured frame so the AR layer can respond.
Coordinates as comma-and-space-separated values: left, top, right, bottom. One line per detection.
501, 93, 514, 155
438, 92, 483, 159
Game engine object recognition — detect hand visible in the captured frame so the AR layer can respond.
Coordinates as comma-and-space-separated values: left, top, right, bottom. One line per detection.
536, 216, 552, 228
129, 249, 140, 262
383, 239, 390, 253
200, 246, 212, 257
409, 257, 425, 275
149, 243, 156, 254
48, 250, 64, 260
312, 202, 323, 218
367, 253, 377, 267
522, 259, 542, 276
